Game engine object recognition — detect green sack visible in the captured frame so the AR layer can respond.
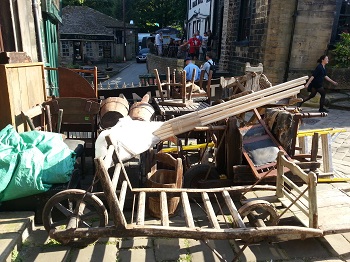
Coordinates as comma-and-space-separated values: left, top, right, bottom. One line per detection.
0, 125, 76, 202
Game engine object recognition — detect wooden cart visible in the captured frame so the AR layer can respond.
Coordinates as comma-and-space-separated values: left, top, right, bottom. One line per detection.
41, 134, 350, 261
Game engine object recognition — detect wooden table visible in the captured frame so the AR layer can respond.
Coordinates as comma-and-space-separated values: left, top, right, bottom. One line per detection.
153, 97, 210, 119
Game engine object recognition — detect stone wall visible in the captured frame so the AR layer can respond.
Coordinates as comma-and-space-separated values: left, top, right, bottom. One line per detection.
220, 0, 337, 85
146, 54, 188, 80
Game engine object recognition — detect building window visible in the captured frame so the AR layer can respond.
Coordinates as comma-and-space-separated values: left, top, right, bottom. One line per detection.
98, 42, 104, 57
237, 0, 251, 41
330, 0, 350, 44
336, 1, 350, 40
198, 0, 203, 3
192, 0, 197, 8
61, 41, 70, 57
86, 42, 93, 57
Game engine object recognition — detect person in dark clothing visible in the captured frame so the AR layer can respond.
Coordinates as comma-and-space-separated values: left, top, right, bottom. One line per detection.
300, 55, 338, 113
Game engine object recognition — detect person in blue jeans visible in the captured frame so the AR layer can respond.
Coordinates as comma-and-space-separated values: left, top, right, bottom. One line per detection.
300, 55, 338, 113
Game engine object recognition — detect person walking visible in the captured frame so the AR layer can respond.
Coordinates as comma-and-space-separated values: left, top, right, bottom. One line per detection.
201, 32, 208, 61
201, 51, 214, 80
155, 32, 163, 56
300, 55, 338, 113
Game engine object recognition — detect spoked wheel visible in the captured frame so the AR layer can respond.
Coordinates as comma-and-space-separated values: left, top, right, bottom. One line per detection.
183, 164, 220, 189
238, 200, 279, 227
42, 189, 108, 247
183, 164, 220, 202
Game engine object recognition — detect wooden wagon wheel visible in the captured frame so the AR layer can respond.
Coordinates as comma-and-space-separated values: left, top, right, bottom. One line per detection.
238, 200, 279, 227
42, 189, 108, 247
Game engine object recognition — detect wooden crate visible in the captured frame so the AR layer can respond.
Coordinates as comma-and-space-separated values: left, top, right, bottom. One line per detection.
0, 62, 46, 132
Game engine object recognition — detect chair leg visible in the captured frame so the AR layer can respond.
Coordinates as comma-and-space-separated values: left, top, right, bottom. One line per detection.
80, 150, 86, 179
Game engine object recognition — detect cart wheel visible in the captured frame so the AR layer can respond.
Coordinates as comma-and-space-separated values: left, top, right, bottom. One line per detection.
183, 164, 220, 189
42, 189, 108, 247
238, 200, 279, 227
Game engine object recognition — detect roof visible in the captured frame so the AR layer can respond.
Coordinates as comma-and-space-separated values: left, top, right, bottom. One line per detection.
60, 6, 136, 36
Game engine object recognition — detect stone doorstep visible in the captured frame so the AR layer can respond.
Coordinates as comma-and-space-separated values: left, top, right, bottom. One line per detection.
0, 211, 35, 262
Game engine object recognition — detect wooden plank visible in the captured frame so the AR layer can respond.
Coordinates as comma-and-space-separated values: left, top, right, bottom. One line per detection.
111, 163, 122, 189
119, 180, 128, 211
160, 191, 169, 226
136, 192, 146, 225
321, 133, 333, 173
222, 190, 246, 228
181, 192, 195, 228
201, 192, 220, 229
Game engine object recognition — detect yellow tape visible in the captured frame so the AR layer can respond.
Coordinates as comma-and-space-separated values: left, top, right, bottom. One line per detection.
318, 177, 350, 183
160, 142, 215, 153
297, 128, 346, 137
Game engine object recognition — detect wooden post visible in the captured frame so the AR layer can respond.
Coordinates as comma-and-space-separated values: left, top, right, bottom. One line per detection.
276, 151, 284, 198
308, 171, 318, 228
321, 133, 333, 173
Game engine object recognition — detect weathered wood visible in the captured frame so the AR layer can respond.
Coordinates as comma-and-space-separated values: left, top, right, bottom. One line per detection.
202, 192, 220, 229
160, 192, 169, 226
136, 192, 146, 225
119, 180, 128, 211
222, 190, 246, 228
50, 225, 323, 243
181, 192, 195, 228
0, 62, 46, 132
94, 158, 127, 228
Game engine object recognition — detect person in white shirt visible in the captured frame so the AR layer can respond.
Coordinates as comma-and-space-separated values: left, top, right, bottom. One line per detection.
155, 32, 163, 56
201, 52, 214, 80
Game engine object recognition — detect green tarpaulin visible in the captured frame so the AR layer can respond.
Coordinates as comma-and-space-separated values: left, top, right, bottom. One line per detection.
0, 125, 76, 202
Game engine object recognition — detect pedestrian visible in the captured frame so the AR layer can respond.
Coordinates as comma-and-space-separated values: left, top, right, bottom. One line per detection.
187, 34, 201, 60
177, 39, 188, 59
201, 32, 208, 61
196, 30, 203, 42
201, 51, 215, 80
184, 57, 201, 81
206, 30, 213, 51
300, 55, 338, 113
155, 32, 163, 56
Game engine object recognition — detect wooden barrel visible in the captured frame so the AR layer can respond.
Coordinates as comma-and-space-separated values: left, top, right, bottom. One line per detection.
100, 97, 129, 129
146, 169, 180, 218
128, 102, 155, 121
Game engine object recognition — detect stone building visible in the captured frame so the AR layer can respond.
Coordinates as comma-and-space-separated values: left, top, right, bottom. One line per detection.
59, 6, 137, 66
199, 0, 350, 85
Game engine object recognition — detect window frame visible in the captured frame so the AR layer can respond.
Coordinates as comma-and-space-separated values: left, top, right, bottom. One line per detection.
237, 0, 251, 44
61, 40, 70, 57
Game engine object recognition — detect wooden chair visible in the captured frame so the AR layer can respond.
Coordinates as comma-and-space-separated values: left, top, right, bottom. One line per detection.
21, 104, 85, 172
236, 109, 322, 182
154, 68, 204, 106
21, 105, 52, 132
44, 97, 100, 160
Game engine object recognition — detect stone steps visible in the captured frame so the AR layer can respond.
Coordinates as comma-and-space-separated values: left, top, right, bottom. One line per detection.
0, 212, 34, 262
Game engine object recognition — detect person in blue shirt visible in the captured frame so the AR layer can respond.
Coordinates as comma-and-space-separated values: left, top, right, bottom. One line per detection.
300, 55, 338, 113
201, 51, 215, 80
184, 57, 201, 81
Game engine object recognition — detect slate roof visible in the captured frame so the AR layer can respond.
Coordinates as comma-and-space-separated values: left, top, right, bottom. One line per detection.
60, 6, 136, 35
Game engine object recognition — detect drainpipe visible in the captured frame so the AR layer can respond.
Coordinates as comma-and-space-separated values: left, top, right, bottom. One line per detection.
283, 0, 299, 82
32, 0, 44, 62
9, 0, 19, 51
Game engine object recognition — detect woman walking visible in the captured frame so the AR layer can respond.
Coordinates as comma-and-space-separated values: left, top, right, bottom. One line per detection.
300, 55, 338, 113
